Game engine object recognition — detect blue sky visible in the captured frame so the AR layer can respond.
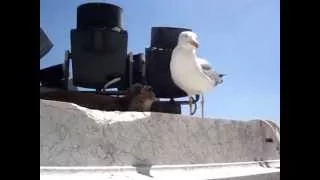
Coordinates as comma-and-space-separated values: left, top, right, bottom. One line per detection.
40, 0, 279, 123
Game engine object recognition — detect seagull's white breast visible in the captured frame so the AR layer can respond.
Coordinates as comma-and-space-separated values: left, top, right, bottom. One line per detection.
170, 48, 213, 96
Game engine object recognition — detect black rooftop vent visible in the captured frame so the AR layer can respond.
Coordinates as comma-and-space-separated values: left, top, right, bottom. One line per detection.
70, 2, 128, 90
145, 27, 192, 98
77, 3, 123, 30
150, 27, 192, 49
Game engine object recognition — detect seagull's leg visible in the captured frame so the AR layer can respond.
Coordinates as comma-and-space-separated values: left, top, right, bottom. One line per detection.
189, 96, 193, 115
201, 93, 204, 120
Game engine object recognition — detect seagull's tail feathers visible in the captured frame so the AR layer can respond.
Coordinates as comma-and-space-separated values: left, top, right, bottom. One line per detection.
216, 73, 227, 85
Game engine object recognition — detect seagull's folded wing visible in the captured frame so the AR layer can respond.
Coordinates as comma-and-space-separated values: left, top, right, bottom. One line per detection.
197, 57, 221, 85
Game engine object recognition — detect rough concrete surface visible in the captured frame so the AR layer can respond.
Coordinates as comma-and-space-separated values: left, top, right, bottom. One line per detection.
40, 99, 279, 167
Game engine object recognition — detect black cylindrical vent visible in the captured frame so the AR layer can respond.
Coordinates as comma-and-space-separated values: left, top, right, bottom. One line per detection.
70, 29, 128, 89
77, 3, 123, 29
150, 27, 192, 49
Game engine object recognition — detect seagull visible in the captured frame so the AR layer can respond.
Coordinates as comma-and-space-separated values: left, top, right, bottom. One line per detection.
170, 31, 226, 120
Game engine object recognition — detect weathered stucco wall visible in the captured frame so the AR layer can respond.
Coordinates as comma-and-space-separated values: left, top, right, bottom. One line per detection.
40, 99, 279, 166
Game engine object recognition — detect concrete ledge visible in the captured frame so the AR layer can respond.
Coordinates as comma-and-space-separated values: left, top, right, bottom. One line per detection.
40, 99, 279, 167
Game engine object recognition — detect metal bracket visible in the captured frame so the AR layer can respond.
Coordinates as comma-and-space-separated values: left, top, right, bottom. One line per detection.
63, 50, 71, 90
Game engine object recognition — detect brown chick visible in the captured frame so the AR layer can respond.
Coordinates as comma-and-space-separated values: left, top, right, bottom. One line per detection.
127, 84, 157, 112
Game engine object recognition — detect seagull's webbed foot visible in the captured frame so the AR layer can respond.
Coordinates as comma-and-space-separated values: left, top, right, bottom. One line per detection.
189, 96, 193, 115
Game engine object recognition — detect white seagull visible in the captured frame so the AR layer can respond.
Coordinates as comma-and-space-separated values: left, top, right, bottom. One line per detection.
170, 31, 226, 119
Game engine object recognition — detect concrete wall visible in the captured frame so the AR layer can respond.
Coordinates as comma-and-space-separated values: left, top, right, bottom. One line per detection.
40, 99, 279, 166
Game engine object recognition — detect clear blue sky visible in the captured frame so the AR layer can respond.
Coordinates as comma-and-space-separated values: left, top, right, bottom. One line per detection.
40, 0, 279, 123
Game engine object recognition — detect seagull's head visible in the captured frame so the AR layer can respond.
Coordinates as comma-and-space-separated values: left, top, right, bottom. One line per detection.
177, 31, 199, 50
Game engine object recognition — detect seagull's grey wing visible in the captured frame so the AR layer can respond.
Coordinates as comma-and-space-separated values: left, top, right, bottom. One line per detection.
197, 58, 222, 86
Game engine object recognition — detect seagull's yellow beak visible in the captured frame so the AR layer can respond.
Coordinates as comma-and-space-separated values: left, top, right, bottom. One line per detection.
190, 39, 199, 48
